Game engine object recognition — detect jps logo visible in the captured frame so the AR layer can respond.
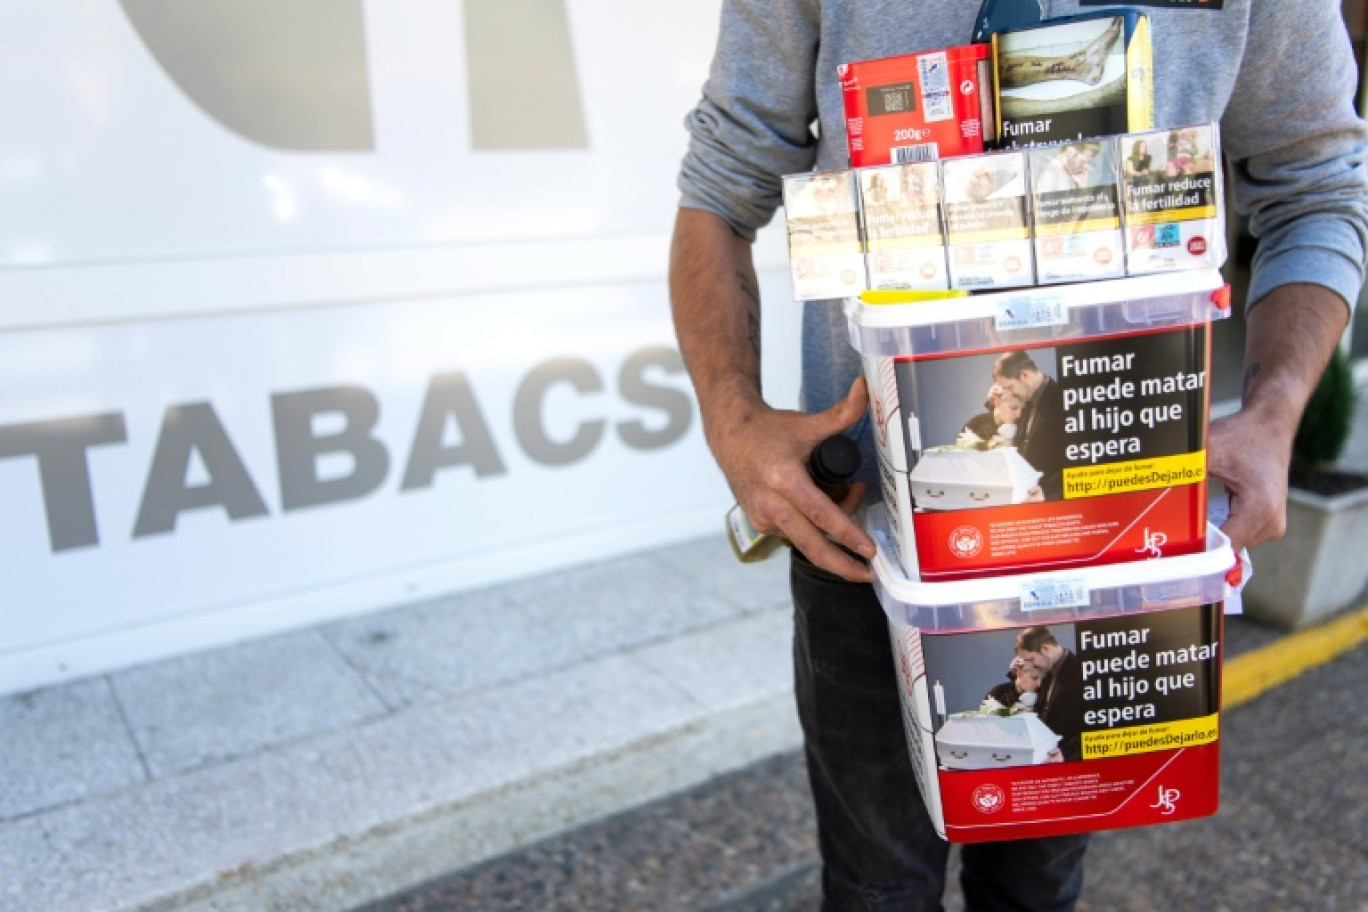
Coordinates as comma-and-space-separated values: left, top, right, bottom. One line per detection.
1149, 785, 1181, 815
1135, 527, 1168, 558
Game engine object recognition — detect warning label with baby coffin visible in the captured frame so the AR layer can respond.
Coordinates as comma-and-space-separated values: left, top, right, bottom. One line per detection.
894, 321, 1211, 581
912, 603, 1224, 842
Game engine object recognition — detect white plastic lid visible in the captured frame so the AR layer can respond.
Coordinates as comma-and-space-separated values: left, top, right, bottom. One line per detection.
867, 503, 1237, 627
845, 268, 1227, 330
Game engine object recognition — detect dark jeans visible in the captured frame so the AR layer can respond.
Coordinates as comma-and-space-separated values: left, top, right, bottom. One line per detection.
791, 549, 1089, 912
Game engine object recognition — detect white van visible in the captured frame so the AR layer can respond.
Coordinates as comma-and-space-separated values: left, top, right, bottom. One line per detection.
0, 1, 798, 694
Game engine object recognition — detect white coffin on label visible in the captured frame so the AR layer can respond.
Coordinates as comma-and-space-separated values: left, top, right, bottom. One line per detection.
935, 713, 1061, 769
908, 448, 1042, 510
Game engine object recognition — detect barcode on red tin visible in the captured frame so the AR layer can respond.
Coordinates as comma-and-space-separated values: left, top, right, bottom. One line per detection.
893, 143, 939, 163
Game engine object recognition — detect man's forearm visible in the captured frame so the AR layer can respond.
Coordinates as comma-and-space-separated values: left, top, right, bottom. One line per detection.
1240, 283, 1351, 436
668, 205, 875, 577
1209, 281, 1353, 552
669, 207, 768, 451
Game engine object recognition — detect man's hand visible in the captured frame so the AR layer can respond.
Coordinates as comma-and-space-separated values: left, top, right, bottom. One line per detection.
713, 376, 875, 581
1208, 408, 1291, 554
1208, 283, 1350, 555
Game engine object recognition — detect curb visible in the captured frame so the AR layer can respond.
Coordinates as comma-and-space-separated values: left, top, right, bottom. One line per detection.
1223, 601, 1368, 709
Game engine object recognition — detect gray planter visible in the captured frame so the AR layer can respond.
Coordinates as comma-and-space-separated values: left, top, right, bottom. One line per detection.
1243, 482, 1368, 630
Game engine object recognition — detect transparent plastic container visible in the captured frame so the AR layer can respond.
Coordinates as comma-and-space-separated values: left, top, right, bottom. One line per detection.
867, 503, 1236, 843
852, 270, 1230, 583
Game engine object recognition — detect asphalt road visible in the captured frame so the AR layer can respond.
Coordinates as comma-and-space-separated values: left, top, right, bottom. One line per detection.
359, 618, 1368, 912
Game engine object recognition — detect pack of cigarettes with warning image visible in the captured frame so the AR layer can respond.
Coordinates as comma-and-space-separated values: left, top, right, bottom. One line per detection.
782, 170, 868, 301
839, 44, 995, 167
991, 10, 1153, 149
940, 150, 1035, 290
1120, 123, 1226, 275
1027, 137, 1125, 283
858, 161, 950, 292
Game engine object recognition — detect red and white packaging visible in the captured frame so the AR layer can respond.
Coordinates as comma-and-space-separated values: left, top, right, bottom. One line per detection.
871, 502, 1233, 843
847, 271, 1232, 583
839, 44, 995, 167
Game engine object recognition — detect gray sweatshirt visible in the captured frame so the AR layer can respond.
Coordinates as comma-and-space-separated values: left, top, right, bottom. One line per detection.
677, 0, 1368, 476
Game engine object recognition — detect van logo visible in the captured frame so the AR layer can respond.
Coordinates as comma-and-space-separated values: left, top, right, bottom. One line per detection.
0, 348, 689, 552
118, 0, 588, 151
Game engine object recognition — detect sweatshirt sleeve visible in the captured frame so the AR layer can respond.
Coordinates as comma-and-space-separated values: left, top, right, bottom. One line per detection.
1222, 0, 1368, 313
676, 0, 822, 240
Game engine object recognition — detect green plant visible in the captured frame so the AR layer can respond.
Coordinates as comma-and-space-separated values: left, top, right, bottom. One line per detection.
1292, 346, 1359, 471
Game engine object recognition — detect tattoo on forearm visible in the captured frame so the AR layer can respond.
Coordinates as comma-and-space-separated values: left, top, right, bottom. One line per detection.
746, 308, 761, 360
1242, 362, 1261, 402
736, 270, 762, 360
735, 270, 760, 307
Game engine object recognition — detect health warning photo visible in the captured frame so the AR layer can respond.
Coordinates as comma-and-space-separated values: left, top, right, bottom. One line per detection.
996, 16, 1126, 118
896, 348, 1060, 507
924, 624, 1083, 768
992, 11, 1150, 148
897, 324, 1209, 509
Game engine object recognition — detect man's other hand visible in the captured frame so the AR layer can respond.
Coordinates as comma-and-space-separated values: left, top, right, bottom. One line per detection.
714, 376, 875, 581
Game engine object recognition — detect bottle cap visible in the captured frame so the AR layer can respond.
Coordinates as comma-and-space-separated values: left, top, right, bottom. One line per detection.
810, 435, 861, 486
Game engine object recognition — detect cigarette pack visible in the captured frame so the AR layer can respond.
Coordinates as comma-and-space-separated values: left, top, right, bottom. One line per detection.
941, 151, 1034, 290
782, 170, 867, 300
991, 11, 1153, 149
1028, 138, 1125, 283
859, 162, 950, 292
1121, 124, 1226, 275
839, 44, 995, 167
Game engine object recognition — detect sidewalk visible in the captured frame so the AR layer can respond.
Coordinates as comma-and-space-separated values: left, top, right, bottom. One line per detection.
3, 352, 1366, 912
2, 536, 804, 912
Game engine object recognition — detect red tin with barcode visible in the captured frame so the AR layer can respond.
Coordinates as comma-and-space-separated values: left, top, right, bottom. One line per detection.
840, 44, 995, 167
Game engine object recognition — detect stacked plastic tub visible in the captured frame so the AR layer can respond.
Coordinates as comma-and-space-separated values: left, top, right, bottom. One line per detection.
848, 269, 1243, 842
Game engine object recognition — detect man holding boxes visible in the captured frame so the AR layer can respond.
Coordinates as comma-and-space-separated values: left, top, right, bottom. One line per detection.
670, 2, 1368, 908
